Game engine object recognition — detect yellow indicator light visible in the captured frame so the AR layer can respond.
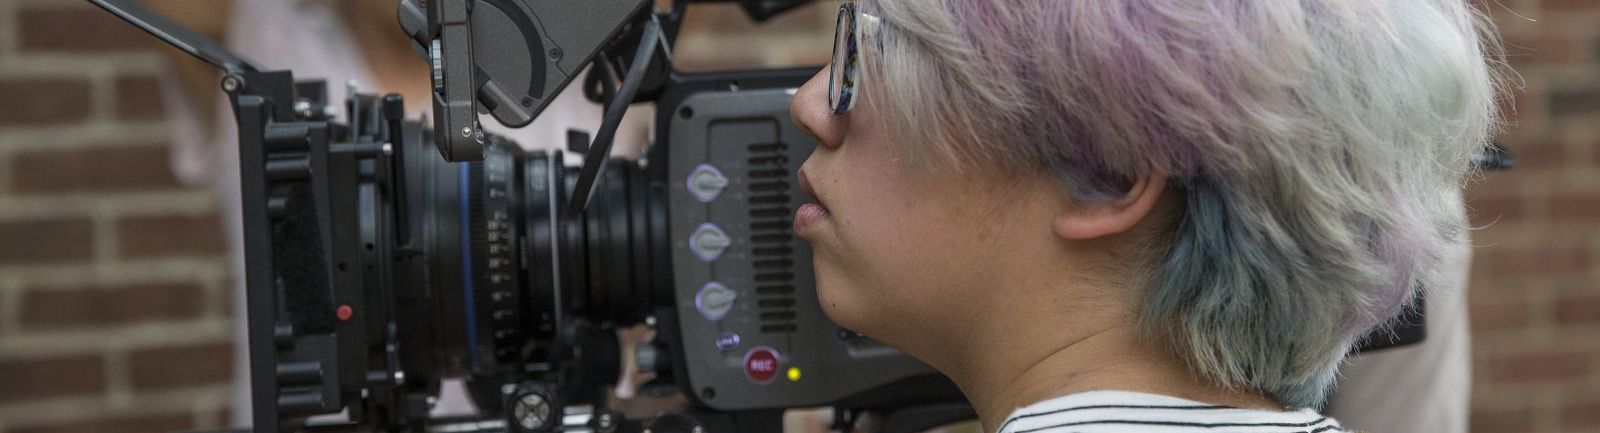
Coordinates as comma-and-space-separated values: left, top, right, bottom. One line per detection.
787, 366, 802, 382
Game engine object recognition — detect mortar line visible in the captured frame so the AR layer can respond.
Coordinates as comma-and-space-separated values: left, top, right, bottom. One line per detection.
90, 63, 117, 127
0, 145, 12, 200
203, 264, 228, 321
0, 275, 19, 337
0, 318, 232, 356
0, 0, 15, 57
0, 122, 173, 151
93, 203, 120, 268
0, 257, 229, 285
105, 344, 132, 409
0, 190, 214, 220
0, 384, 232, 427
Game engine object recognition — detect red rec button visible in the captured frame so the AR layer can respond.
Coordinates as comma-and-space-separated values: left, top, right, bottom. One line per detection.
743, 346, 780, 384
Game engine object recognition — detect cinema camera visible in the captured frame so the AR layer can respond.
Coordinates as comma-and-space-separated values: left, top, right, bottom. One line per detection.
90, 0, 1465, 432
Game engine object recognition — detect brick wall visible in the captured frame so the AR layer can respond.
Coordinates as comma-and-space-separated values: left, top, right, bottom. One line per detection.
0, 0, 233, 432
1466, 0, 1600, 432
0, 1, 1593, 433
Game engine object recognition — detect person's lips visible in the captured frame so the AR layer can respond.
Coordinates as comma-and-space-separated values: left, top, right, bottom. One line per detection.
795, 169, 830, 233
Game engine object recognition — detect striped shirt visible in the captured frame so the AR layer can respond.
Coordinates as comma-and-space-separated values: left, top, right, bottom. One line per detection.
997, 391, 1348, 433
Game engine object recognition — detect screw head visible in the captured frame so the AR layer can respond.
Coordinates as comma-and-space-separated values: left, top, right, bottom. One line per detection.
514, 394, 552, 431
221, 75, 243, 92
461, 127, 474, 138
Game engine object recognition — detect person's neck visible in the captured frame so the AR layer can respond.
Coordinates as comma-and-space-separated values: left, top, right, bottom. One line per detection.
937, 290, 1282, 433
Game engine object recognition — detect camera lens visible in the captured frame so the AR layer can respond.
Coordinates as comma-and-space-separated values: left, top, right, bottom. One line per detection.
399, 133, 662, 380
462, 140, 526, 370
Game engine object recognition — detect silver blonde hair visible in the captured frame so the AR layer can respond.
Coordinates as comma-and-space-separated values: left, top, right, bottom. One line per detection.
856, 0, 1506, 407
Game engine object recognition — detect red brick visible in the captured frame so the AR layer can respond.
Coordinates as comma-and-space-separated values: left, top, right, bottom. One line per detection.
210, 407, 234, 429
9, 144, 184, 195
1594, 140, 1600, 168
1504, 35, 1583, 67
1543, 0, 1600, 11
1555, 291, 1600, 326
1467, 196, 1529, 226
115, 75, 165, 120
1562, 400, 1600, 430
116, 213, 227, 258
1510, 142, 1569, 170
9, 413, 193, 433
1472, 406, 1534, 433
0, 217, 94, 265
128, 341, 233, 391
1550, 193, 1600, 222
20, 282, 206, 330
1487, 351, 1594, 383
0, 354, 105, 402
19, 6, 155, 53
1471, 296, 1531, 332
1478, 245, 1592, 276
1549, 87, 1600, 119
0, 77, 93, 126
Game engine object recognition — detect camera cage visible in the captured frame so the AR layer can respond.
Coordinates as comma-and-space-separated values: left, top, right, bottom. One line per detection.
217, 32, 974, 433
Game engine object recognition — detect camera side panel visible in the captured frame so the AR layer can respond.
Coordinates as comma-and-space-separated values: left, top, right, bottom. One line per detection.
665, 87, 938, 411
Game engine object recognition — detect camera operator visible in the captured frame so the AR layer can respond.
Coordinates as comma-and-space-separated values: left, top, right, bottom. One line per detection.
145, 0, 657, 425
125, 0, 1502, 431
787, 1, 1502, 433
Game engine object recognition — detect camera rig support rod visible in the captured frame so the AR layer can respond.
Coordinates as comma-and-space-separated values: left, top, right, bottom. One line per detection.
89, 0, 258, 74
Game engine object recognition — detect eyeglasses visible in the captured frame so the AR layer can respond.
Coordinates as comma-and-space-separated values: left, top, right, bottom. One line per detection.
829, 2, 882, 115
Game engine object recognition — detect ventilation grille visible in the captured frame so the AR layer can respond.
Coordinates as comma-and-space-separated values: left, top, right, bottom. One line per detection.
747, 142, 798, 334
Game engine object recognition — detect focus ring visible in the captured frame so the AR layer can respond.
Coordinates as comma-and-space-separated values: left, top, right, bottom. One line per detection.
467, 138, 524, 369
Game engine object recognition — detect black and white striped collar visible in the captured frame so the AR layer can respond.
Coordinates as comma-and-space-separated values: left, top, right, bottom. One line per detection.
996, 390, 1346, 433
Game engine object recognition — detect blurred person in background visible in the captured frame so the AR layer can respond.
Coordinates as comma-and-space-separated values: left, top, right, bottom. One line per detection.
787, 1, 1501, 433
1327, 246, 1474, 430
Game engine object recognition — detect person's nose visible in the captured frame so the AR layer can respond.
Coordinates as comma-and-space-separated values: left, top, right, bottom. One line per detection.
790, 67, 845, 150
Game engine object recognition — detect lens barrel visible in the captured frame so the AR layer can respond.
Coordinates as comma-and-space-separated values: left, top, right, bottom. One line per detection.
406, 136, 662, 381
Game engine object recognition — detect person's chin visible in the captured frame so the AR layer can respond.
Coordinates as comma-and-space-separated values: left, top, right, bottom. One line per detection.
812, 266, 868, 334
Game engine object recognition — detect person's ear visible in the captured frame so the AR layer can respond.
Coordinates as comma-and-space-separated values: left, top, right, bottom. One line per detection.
1053, 169, 1171, 241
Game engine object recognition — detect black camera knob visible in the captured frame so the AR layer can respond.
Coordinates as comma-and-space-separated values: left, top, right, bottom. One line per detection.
507, 382, 560, 433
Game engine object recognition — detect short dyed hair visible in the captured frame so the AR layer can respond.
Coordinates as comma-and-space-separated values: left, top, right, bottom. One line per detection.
856, 0, 1505, 407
